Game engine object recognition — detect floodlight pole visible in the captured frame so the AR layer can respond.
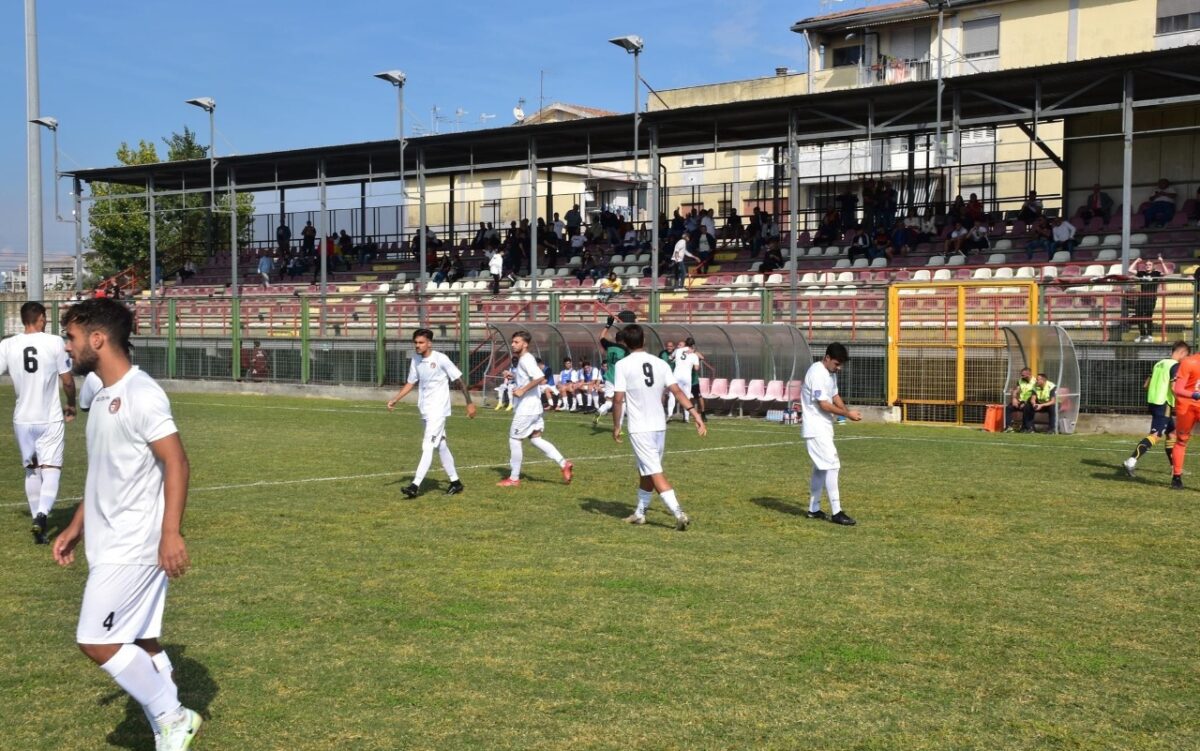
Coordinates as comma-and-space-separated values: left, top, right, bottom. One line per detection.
72, 176, 82, 292
25, 0, 44, 301
633, 48, 641, 181
933, 0, 946, 167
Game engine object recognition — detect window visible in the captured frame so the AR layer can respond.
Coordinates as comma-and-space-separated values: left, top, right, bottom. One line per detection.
681, 155, 705, 169
962, 16, 1000, 58
1157, 0, 1200, 33
831, 45, 863, 67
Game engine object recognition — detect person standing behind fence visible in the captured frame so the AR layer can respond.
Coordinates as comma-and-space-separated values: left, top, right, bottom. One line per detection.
1124, 340, 1188, 478
1132, 255, 1168, 343
801, 343, 862, 526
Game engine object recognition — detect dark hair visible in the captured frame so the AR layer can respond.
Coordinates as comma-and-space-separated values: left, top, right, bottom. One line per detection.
622, 323, 645, 350
20, 301, 46, 325
412, 328, 434, 342
562, 357, 572, 365
684, 337, 695, 347
825, 342, 850, 363
512, 330, 531, 345
614, 328, 626, 346
1037, 372, 1049, 379
61, 299, 133, 355
1173, 340, 1190, 353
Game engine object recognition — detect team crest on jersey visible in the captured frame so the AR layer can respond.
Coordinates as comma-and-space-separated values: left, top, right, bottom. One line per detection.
108, 397, 122, 414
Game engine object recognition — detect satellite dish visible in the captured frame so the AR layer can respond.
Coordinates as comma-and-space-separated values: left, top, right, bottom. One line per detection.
513, 106, 526, 122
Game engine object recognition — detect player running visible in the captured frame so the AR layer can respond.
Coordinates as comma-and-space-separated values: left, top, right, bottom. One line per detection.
0, 301, 77, 544
53, 299, 201, 750
387, 328, 476, 498
669, 338, 701, 422
1124, 340, 1187, 478
499, 331, 573, 487
1169, 346, 1200, 489
613, 324, 706, 530
801, 342, 863, 526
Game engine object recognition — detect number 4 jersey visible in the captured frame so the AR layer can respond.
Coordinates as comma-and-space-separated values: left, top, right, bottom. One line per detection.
0, 332, 72, 424
613, 351, 676, 434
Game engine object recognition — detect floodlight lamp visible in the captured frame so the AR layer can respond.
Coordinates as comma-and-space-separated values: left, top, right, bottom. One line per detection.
923, 0, 949, 8
185, 97, 216, 112
609, 35, 644, 54
374, 70, 407, 86
31, 116, 58, 131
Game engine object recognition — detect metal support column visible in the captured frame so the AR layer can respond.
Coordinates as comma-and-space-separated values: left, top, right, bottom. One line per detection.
300, 301, 311, 384
228, 167, 239, 298
934, 1, 946, 167
788, 111, 800, 324
417, 149, 429, 325
375, 295, 386, 387
73, 177, 83, 292
528, 138, 539, 300
649, 125, 660, 297
448, 174, 456, 247
166, 299, 177, 379
1120, 71, 1134, 274
952, 91, 961, 164
148, 175, 157, 300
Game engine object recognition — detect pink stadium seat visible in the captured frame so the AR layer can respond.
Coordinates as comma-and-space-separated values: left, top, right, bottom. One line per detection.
724, 379, 748, 400
698, 377, 712, 398
761, 380, 786, 402
786, 380, 803, 401
707, 378, 729, 399
741, 379, 767, 401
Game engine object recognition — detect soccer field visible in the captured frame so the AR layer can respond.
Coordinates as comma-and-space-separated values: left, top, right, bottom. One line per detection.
1, 390, 1197, 750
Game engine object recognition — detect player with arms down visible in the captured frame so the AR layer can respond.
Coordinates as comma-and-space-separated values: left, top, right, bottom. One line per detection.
612, 323, 706, 530
387, 328, 476, 498
801, 342, 862, 526
52, 298, 202, 750
0, 301, 76, 544
499, 330, 574, 487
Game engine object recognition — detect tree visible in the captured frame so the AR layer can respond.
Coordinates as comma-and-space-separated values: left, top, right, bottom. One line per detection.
86, 127, 254, 286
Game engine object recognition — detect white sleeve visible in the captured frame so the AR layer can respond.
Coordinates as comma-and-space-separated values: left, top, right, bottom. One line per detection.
132, 380, 179, 444
657, 358, 676, 389
441, 353, 463, 382
406, 357, 420, 385
613, 362, 628, 393
813, 370, 835, 404
79, 373, 100, 411
0, 340, 8, 377
55, 339, 72, 375
519, 356, 542, 382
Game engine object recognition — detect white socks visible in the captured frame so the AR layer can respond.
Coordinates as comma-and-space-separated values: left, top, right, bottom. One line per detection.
635, 489, 653, 516
414, 445, 435, 486
101, 644, 181, 721
660, 489, 683, 517
825, 468, 842, 516
24, 468, 41, 517
596, 400, 613, 417
810, 468, 842, 514
438, 441, 459, 483
38, 468, 61, 516
142, 651, 175, 734
666, 392, 677, 418
529, 436, 566, 467
508, 438, 524, 480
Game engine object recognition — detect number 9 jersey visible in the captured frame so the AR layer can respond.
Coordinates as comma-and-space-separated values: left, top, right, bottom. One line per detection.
613, 351, 676, 434
0, 332, 73, 424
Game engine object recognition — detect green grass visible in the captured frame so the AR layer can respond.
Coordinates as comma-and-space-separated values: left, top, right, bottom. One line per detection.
0, 389, 1197, 750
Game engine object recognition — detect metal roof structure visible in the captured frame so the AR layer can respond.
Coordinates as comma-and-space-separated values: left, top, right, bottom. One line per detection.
72, 46, 1200, 198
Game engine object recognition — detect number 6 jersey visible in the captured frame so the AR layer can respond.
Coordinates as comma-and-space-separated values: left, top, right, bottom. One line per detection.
0, 332, 72, 424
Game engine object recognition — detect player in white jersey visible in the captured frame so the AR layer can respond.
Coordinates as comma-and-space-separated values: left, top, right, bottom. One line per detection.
52, 298, 202, 750
800, 342, 862, 526
669, 339, 701, 422
612, 324, 706, 530
387, 328, 476, 498
498, 331, 573, 487
0, 301, 77, 544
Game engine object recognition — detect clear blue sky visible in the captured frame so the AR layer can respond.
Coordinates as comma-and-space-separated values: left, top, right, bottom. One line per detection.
0, 0, 830, 270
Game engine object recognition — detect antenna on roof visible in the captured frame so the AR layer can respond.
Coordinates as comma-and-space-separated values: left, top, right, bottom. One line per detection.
479, 113, 496, 126
513, 97, 526, 123
454, 108, 468, 132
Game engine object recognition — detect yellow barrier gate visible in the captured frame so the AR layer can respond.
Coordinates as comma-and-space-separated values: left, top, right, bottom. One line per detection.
886, 280, 1039, 425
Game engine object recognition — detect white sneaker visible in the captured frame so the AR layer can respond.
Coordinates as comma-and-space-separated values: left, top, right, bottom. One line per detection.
674, 512, 691, 531
624, 513, 646, 525
1123, 457, 1137, 477
158, 708, 201, 750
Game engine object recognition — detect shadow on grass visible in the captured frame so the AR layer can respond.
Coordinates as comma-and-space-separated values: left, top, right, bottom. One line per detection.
102, 644, 217, 750
751, 496, 809, 517
1079, 457, 1171, 486
579, 498, 672, 528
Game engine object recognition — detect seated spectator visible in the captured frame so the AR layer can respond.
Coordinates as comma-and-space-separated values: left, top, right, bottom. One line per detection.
285, 254, 306, 280
1024, 218, 1055, 260
963, 222, 990, 255
947, 194, 966, 226
178, 259, 196, 282
1027, 372, 1058, 433
760, 243, 784, 273
1143, 178, 1177, 226
724, 208, 742, 242
964, 193, 985, 227
1079, 184, 1113, 225
1191, 187, 1200, 224
869, 231, 891, 263
813, 209, 840, 246
424, 225, 444, 250
890, 222, 915, 257
575, 250, 599, 285
432, 257, 453, 284
1005, 367, 1035, 431
543, 230, 560, 269
847, 227, 870, 263
242, 341, 270, 381
946, 221, 969, 256
569, 232, 586, 261
1051, 216, 1077, 259
1018, 190, 1043, 223
597, 272, 622, 302
621, 227, 639, 251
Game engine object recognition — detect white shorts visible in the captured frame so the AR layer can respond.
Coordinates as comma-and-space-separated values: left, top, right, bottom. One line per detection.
629, 430, 666, 476
422, 417, 447, 448
14, 421, 65, 468
805, 433, 841, 471
509, 414, 546, 440
603, 383, 615, 399
76, 564, 168, 644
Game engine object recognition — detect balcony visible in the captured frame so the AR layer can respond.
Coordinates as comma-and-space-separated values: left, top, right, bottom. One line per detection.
811, 58, 932, 93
